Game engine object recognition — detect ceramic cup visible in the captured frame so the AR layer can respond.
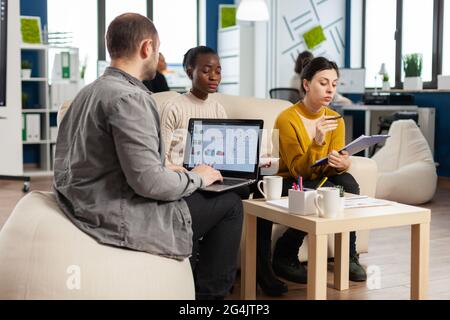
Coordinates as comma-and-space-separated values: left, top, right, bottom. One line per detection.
314, 187, 341, 218
257, 176, 283, 200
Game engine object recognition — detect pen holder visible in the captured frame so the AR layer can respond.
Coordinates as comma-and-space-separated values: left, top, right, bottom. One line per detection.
288, 189, 318, 216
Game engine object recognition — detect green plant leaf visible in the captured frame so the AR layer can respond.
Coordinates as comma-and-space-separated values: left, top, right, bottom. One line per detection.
403, 53, 422, 77
21, 60, 32, 69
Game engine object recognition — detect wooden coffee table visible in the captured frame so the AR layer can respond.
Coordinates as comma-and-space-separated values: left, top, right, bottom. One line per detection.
240, 198, 430, 300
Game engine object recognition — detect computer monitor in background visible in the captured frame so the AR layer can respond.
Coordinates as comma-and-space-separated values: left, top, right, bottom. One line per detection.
337, 68, 366, 94
165, 63, 191, 90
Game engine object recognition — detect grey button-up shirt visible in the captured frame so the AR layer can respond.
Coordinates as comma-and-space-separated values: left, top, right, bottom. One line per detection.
53, 67, 203, 260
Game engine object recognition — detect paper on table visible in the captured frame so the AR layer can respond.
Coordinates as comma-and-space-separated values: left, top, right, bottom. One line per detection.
344, 195, 393, 209
266, 198, 289, 210
312, 134, 389, 167
267, 195, 393, 211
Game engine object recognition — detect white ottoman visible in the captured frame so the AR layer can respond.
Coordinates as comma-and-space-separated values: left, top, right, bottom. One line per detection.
372, 119, 437, 205
0, 191, 195, 299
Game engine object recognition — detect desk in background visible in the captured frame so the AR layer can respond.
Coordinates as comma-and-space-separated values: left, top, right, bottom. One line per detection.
341, 104, 435, 157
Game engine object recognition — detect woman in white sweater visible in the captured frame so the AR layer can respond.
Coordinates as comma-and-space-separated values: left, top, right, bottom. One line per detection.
160, 46, 287, 297
160, 46, 227, 167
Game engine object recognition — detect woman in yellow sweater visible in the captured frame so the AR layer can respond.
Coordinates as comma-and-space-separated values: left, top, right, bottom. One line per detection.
259, 57, 367, 285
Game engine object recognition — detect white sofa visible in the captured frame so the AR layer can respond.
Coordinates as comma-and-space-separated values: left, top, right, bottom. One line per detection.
0, 92, 377, 299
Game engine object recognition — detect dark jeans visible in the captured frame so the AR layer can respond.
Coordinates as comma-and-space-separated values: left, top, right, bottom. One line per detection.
255, 172, 360, 259
184, 191, 243, 299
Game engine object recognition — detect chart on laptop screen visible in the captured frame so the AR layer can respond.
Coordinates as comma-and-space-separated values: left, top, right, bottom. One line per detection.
187, 121, 260, 173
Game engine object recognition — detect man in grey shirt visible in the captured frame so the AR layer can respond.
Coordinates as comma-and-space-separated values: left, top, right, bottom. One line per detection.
53, 13, 243, 300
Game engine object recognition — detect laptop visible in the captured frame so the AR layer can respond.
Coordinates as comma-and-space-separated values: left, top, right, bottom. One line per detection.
183, 118, 264, 192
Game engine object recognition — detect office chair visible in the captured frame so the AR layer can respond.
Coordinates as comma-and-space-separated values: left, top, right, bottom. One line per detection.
269, 88, 300, 104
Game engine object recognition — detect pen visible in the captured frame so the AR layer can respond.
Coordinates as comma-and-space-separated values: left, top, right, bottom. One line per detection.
316, 176, 328, 189
292, 182, 297, 191
299, 176, 303, 192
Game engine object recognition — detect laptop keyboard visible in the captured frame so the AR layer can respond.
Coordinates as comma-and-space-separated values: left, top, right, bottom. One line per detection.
219, 179, 243, 186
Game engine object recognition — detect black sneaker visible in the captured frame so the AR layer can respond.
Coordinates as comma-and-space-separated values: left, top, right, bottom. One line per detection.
272, 255, 307, 284
349, 255, 367, 282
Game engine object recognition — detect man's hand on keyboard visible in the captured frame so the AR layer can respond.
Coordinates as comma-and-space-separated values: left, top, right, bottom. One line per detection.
192, 164, 223, 186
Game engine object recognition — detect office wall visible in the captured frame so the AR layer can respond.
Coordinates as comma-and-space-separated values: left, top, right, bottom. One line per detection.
20, 0, 47, 27
206, 0, 234, 51
414, 93, 450, 177
268, 0, 346, 89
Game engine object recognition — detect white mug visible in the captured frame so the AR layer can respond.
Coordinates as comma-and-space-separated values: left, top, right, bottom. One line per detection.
257, 176, 283, 200
314, 187, 340, 218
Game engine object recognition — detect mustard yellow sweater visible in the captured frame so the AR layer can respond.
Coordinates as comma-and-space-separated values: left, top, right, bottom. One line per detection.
275, 101, 345, 180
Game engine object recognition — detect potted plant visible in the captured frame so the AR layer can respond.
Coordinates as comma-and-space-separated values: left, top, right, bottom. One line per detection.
21, 92, 29, 108
336, 185, 345, 213
21, 60, 32, 79
382, 73, 390, 91
403, 53, 423, 90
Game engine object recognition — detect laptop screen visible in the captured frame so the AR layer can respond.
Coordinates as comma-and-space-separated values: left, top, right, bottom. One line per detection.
183, 119, 264, 179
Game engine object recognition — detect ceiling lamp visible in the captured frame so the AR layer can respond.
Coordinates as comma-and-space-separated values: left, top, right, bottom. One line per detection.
236, 0, 269, 21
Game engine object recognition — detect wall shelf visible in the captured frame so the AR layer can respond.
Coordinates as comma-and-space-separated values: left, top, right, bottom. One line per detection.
21, 77, 48, 82
20, 45, 79, 174
23, 140, 50, 145
20, 44, 48, 51
22, 109, 47, 113
21, 44, 52, 173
